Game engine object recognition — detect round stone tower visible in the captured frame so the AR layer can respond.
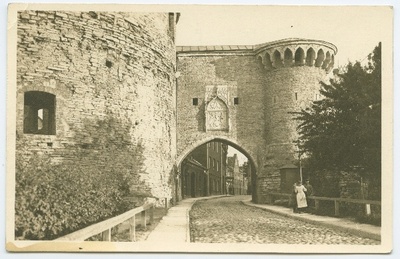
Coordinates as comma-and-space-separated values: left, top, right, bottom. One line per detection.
16, 11, 178, 202
255, 38, 337, 195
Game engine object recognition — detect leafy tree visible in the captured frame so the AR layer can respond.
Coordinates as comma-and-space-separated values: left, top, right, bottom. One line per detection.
292, 43, 381, 179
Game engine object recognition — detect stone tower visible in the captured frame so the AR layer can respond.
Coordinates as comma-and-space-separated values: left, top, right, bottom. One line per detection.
176, 38, 337, 203
15, 11, 179, 202
255, 39, 337, 200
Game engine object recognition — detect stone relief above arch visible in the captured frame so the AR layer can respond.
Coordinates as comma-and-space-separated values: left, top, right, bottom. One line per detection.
205, 97, 229, 131
205, 85, 229, 104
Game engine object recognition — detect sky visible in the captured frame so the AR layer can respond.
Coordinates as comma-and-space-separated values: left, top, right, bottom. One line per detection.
175, 5, 390, 66
175, 5, 391, 166
227, 146, 248, 165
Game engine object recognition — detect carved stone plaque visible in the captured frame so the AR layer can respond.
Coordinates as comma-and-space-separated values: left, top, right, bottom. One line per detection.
205, 85, 229, 104
206, 97, 229, 131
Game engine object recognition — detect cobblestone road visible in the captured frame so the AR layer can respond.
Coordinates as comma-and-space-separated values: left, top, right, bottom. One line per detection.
189, 196, 380, 245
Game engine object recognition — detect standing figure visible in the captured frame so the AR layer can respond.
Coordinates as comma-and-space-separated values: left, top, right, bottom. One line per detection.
291, 183, 298, 213
294, 180, 307, 213
304, 179, 314, 209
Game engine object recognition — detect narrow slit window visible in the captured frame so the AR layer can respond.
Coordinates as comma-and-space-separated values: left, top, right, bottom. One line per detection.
234, 97, 239, 105
24, 91, 56, 135
295, 92, 298, 101
192, 98, 198, 105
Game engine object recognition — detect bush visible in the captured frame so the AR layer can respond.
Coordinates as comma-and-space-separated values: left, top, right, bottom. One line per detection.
356, 213, 381, 226
312, 200, 336, 216
15, 149, 143, 239
15, 117, 148, 240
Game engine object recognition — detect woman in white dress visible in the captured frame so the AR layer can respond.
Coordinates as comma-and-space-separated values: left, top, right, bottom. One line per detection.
294, 180, 307, 213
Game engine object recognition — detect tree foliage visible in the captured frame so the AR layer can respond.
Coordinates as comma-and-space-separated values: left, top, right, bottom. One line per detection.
15, 117, 148, 240
292, 43, 381, 177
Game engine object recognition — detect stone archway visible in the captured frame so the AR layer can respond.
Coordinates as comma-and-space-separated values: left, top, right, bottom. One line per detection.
176, 38, 337, 205
177, 136, 259, 202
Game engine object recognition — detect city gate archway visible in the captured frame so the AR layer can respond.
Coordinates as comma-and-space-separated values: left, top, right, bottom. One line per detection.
177, 137, 258, 202
176, 38, 337, 203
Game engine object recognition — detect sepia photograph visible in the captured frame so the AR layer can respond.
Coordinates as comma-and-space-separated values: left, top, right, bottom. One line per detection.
5, 1, 394, 254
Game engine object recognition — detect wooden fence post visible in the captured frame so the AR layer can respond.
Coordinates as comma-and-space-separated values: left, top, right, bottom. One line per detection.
334, 200, 340, 216
102, 229, 111, 241
129, 216, 136, 242
365, 204, 371, 215
315, 199, 319, 211
141, 210, 147, 230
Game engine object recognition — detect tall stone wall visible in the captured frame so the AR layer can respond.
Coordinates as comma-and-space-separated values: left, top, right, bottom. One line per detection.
177, 39, 337, 203
16, 11, 177, 201
176, 52, 266, 169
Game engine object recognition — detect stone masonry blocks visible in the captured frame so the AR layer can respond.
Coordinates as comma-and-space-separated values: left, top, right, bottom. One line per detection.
16, 11, 177, 202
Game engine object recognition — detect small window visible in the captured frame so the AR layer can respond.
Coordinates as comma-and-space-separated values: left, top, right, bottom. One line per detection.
105, 60, 113, 68
24, 91, 56, 135
234, 97, 239, 105
192, 98, 198, 105
295, 92, 298, 101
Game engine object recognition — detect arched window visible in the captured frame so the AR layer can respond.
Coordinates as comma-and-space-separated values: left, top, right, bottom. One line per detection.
284, 48, 293, 67
294, 48, 305, 65
327, 55, 335, 71
24, 91, 56, 135
257, 56, 263, 66
306, 48, 316, 66
273, 50, 283, 68
315, 49, 325, 67
264, 52, 273, 69
322, 51, 331, 69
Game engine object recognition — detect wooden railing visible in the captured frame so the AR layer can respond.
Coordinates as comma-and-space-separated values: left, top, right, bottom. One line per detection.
267, 192, 381, 217
56, 201, 156, 242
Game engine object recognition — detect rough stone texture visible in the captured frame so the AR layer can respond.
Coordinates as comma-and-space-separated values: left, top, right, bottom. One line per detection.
176, 40, 335, 203
176, 53, 266, 188
262, 66, 329, 193
16, 13, 340, 207
16, 11, 177, 202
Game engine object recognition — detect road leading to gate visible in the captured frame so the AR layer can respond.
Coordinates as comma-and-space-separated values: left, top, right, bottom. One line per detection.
189, 195, 380, 245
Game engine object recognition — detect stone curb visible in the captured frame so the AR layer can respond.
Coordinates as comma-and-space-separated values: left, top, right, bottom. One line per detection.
241, 199, 381, 241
